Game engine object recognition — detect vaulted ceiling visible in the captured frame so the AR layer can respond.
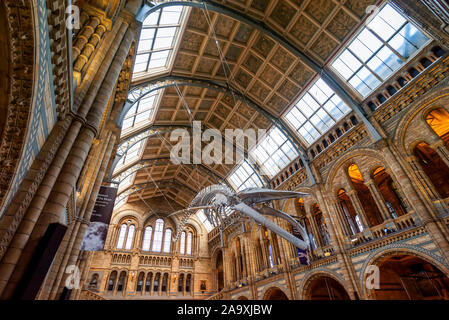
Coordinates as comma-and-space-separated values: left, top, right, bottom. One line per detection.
115, 0, 379, 209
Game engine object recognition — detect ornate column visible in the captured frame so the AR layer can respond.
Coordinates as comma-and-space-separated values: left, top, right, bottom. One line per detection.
365, 179, 393, 222
0, 20, 138, 299
347, 189, 370, 229
314, 185, 360, 300
306, 212, 323, 249
380, 141, 449, 264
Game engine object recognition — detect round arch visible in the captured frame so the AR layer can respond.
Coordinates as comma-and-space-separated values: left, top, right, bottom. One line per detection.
394, 89, 449, 154
359, 244, 449, 299
262, 286, 289, 300
325, 148, 387, 190
0, 0, 38, 213
298, 269, 351, 300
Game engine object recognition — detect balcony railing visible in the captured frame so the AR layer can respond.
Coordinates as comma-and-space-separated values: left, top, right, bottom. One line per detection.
348, 212, 417, 247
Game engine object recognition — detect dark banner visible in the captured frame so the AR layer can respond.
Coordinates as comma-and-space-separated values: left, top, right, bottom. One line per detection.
81, 186, 118, 251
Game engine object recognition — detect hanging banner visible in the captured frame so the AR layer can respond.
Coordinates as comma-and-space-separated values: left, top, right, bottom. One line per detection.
81, 186, 118, 251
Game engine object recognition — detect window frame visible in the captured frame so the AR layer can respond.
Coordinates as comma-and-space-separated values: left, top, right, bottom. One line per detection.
330, 2, 431, 99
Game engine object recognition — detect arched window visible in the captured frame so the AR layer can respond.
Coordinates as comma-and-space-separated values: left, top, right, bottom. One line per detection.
116, 224, 127, 249
426, 108, 449, 146
108, 271, 117, 291
117, 271, 127, 292
180, 231, 186, 255
348, 164, 384, 227
372, 167, 407, 218
178, 274, 184, 292
337, 189, 362, 235
89, 274, 99, 289
186, 232, 193, 255
136, 272, 144, 292
142, 226, 153, 251
162, 273, 168, 292
313, 204, 331, 247
186, 274, 192, 292
145, 273, 152, 292
152, 219, 164, 252
125, 225, 135, 250
163, 228, 172, 253
153, 273, 160, 292
414, 142, 449, 198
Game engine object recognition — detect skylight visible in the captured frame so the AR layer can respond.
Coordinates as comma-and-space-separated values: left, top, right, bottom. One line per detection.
122, 91, 159, 132
250, 128, 299, 178
331, 3, 429, 97
132, 6, 186, 80
284, 78, 351, 145
228, 160, 264, 191
119, 140, 144, 167
196, 209, 214, 232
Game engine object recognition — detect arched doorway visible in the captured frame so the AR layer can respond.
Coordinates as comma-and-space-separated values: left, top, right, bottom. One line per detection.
413, 142, 449, 198
237, 296, 249, 300
368, 254, 449, 300
216, 250, 224, 291
305, 276, 350, 300
263, 287, 289, 300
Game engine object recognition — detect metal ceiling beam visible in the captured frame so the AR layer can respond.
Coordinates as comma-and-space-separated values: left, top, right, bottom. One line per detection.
136, 0, 383, 145
111, 156, 232, 189
119, 75, 315, 184
109, 123, 269, 186
117, 178, 199, 203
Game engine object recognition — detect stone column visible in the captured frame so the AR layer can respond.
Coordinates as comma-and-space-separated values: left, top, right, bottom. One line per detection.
347, 189, 370, 228
306, 213, 323, 249
314, 185, 360, 299
0, 24, 137, 299
51, 132, 117, 299
381, 142, 449, 264
39, 130, 112, 300
365, 179, 393, 222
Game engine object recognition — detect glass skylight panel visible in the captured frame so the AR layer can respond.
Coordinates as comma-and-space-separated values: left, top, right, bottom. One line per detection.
196, 210, 214, 232
331, 3, 429, 97
122, 92, 158, 131
228, 161, 264, 191
284, 78, 351, 145
132, 7, 185, 77
251, 128, 299, 178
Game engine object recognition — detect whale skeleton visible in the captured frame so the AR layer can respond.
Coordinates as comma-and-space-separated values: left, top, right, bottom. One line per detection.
169, 185, 310, 250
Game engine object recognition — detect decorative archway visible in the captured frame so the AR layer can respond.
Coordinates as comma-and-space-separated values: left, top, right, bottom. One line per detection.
299, 269, 351, 300
360, 245, 449, 300
0, 0, 37, 213
262, 286, 289, 300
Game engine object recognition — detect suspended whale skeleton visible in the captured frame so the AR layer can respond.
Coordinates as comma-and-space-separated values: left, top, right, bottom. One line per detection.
168, 185, 310, 250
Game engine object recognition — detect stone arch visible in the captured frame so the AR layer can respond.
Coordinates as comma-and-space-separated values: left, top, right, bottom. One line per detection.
0, 0, 38, 211
359, 244, 449, 299
394, 89, 449, 154
262, 286, 290, 300
111, 210, 144, 227
298, 268, 350, 300
325, 148, 387, 190
281, 186, 313, 215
